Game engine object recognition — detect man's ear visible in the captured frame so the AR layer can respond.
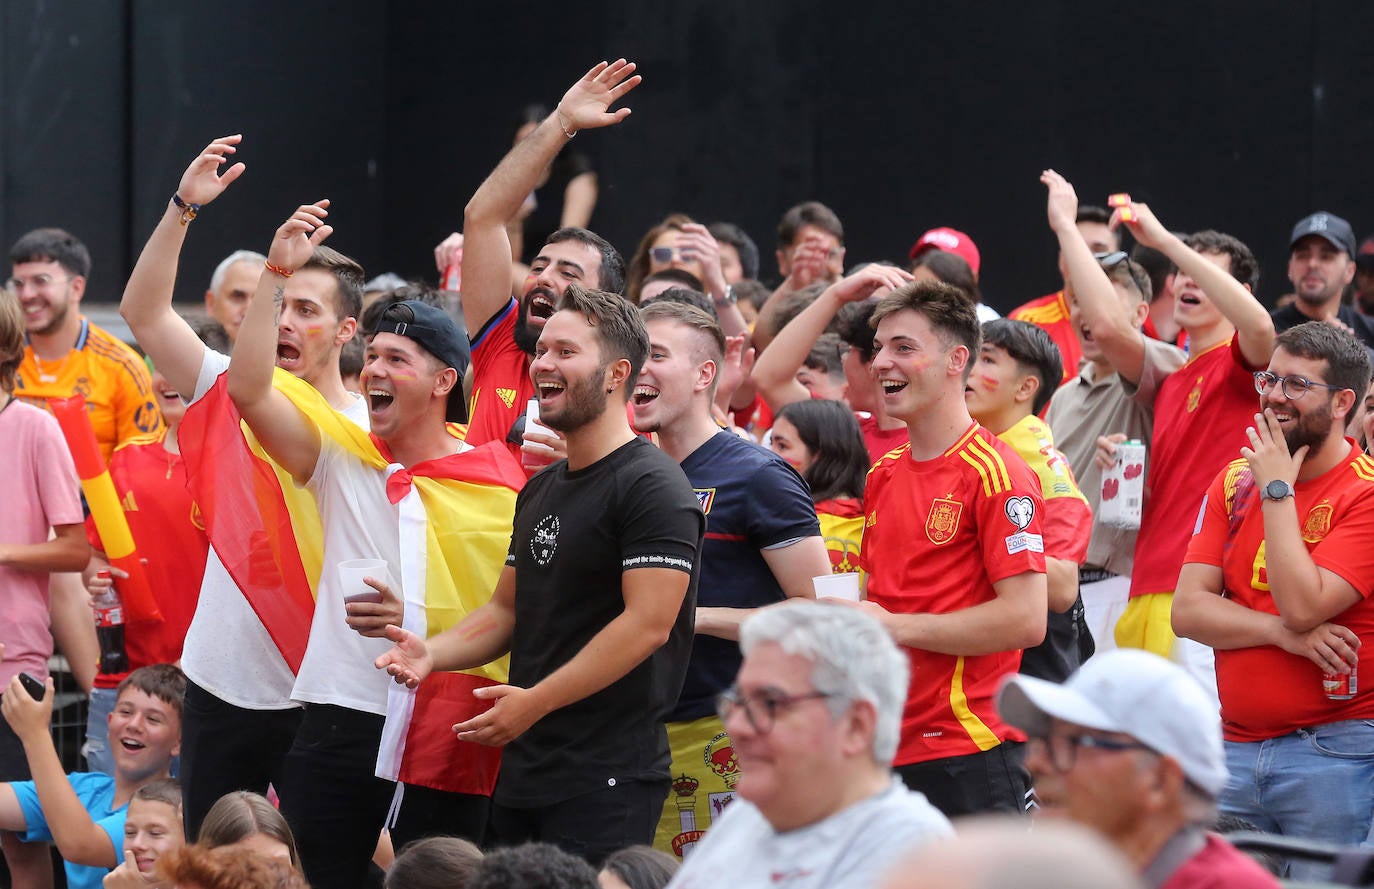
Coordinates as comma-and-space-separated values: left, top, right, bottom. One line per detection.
335, 316, 358, 347
605, 357, 633, 394
696, 360, 717, 394
69, 275, 87, 304
1333, 385, 1358, 422
1013, 374, 1040, 407
432, 366, 458, 399
948, 345, 970, 376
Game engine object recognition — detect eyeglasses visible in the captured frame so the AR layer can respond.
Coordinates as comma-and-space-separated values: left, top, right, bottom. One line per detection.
1094, 251, 1129, 269
6, 273, 71, 292
1253, 371, 1346, 400
1030, 733, 1154, 772
716, 685, 837, 734
650, 246, 696, 264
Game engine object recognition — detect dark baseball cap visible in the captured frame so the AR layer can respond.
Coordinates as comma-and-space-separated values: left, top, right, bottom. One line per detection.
1356, 236, 1374, 270
372, 300, 470, 423
1289, 212, 1357, 258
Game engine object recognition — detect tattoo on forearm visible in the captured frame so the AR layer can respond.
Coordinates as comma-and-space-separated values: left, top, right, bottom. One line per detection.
273, 285, 285, 310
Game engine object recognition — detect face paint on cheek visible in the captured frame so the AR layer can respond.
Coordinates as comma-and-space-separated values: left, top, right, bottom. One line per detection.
978, 373, 1001, 391
305, 323, 325, 338
389, 369, 419, 382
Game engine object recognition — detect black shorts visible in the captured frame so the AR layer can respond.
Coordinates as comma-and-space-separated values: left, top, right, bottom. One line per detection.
895, 741, 1029, 818
0, 715, 32, 782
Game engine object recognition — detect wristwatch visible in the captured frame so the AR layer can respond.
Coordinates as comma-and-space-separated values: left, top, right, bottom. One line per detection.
714, 285, 737, 307
1262, 479, 1295, 502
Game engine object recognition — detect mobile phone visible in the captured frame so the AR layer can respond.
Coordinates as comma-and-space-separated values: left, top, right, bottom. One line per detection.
17, 673, 45, 701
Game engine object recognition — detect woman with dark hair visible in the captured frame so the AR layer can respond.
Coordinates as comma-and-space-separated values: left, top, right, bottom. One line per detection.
598, 845, 678, 889
910, 250, 1000, 321
769, 399, 868, 574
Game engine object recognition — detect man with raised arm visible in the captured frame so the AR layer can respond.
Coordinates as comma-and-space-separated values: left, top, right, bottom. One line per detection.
460, 60, 639, 461
118, 135, 367, 837
378, 285, 704, 865
227, 200, 518, 887
1082, 179, 1274, 683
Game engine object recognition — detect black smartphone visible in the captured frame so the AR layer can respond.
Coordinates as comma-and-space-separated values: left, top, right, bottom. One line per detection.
17, 673, 45, 701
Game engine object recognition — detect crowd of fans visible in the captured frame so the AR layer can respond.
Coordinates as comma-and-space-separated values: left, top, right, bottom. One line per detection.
4, 56, 1374, 889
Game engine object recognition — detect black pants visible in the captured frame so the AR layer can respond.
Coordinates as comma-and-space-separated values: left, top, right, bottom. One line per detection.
179, 680, 302, 839
895, 742, 1029, 818
390, 784, 490, 850
277, 704, 395, 889
488, 779, 669, 866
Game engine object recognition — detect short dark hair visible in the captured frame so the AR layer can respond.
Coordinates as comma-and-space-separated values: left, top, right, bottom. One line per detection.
133, 778, 182, 813
1185, 230, 1260, 291
775, 399, 869, 502
837, 300, 880, 363
1130, 244, 1176, 302
557, 285, 650, 398
1076, 205, 1112, 228
548, 227, 626, 296
189, 317, 232, 355
870, 280, 982, 361
385, 837, 483, 889
640, 286, 717, 321
764, 283, 831, 342
339, 335, 365, 380
731, 278, 771, 311
777, 201, 844, 250
301, 245, 365, 322
10, 227, 91, 278
708, 222, 760, 280
468, 843, 598, 889
642, 267, 705, 294
981, 318, 1065, 415
599, 845, 680, 889
361, 283, 450, 336
117, 664, 186, 719
910, 250, 981, 306
1275, 321, 1372, 397
803, 332, 847, 380
1107, 255, 1153, 303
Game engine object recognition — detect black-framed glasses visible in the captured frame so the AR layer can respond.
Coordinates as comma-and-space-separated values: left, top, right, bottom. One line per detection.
1094, 251, 1129, 269
716, 685, 837, 734
1253, 371, 1346, 400
1030, 733, 1155, 772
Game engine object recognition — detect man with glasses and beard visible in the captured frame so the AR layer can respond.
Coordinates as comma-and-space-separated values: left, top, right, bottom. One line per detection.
457, 60, 638, 463
378, 285, 704, 865
1174, 322, 1374, 880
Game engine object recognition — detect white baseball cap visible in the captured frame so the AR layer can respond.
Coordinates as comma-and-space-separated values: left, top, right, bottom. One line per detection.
996, 649, 1227, 797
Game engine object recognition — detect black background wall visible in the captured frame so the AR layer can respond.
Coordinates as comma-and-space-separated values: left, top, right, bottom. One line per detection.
4, 1, 1374, 314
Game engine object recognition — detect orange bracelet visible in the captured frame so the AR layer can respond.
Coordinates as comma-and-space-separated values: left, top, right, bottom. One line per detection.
263, 261, 294, 278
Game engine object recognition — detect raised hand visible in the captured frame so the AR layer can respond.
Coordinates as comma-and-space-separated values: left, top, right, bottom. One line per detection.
556, 59, 643, 134
1111, 200, 1170, 249
177, 134, 247, 207
825, 264, 913, 305
1040, 169, 1079, 234
1240, 409, 1306, 488
267, 200, 333, 274
434, 232, 464, 274
1, 674, 54, 742
374, 624, 435, 689
675, 224, 728, 295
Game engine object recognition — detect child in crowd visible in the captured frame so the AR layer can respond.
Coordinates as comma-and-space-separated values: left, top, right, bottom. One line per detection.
196, 791, 299, 868
103, 779, 184, 888
385, 836, 483, 889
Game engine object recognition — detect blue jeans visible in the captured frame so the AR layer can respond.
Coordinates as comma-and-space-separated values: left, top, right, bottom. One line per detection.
83, 686, 117, 777
1222, 720, 1374, 881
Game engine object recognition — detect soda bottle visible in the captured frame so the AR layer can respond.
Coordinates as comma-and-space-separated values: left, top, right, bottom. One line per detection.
92, 570, 130, 674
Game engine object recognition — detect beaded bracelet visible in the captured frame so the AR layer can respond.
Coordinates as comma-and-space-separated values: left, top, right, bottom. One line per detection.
263, 261, 294, 278
171, 193, 200, 226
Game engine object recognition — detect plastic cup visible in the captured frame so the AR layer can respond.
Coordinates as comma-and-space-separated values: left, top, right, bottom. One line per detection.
522, 398, 557, 469
338, 559, 387, 604
813, 572, 861, 601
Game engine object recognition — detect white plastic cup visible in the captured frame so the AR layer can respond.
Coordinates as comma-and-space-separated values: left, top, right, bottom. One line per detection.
338, 559, 387, 604
813, 572, 861, 601
522, 398, 557, 468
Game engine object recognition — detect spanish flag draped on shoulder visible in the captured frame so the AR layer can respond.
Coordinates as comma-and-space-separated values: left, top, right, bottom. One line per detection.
181, 369, 523, 795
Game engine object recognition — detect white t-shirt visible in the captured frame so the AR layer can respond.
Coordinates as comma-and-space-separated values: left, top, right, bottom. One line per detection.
667, 776, 951, 889
291, 436, 401, 715
179, 350, 368, 709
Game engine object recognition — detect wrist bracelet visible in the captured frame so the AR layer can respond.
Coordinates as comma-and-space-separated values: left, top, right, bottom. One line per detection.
171, 193, 200, 226
263, 260, 294, 278
555, 108, 577, 139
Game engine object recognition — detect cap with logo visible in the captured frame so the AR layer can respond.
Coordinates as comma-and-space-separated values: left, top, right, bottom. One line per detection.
996, 648, 1227, 797
908, 227, 981, 277
1289, 211, 1357, 258
372, 300, 470, 423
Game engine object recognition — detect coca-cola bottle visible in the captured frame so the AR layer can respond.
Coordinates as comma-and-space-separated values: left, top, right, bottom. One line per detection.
92, 570, 130, 674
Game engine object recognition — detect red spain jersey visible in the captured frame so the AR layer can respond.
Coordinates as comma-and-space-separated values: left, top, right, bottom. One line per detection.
1184, 445, 1374, 740
15, 318, 164, 462
999, 415, 1091, 564
860, 423, 1047, 765
1009, 291, 1082, 386
859, 413, 908, 464
86, 431, 206, 685
1131, 334, 1262, 598
466, 299, 533, 460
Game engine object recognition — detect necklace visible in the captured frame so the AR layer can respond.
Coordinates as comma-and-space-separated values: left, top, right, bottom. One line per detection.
34, 352, 71, 384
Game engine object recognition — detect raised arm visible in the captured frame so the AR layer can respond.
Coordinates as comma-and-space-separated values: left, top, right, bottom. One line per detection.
1, 677, 117, 866
461, 60, 641, 334
750, 265, 911, 411
120, 135, 247, 396
1116, 200, 1275, 367
1042, 170, 1148, 384
225, 202, 329, 484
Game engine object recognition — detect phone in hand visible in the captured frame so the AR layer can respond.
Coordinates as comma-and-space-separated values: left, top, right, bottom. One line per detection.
17, 673, 45, 701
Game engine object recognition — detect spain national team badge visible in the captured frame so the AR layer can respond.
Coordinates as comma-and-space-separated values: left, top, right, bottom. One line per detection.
926, 497, 963, 545
1302, 502, 1333, 544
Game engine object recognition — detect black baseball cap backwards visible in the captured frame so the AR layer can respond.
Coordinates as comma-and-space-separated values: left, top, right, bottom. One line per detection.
373, 300, 470, 423
1289, 212, 1357, 258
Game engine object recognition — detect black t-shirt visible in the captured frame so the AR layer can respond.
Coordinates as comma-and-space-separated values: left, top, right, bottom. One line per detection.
1271, 302, 1374, 349
496, 437, 704, 807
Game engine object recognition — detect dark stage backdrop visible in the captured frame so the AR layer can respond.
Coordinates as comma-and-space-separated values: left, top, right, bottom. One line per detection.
4, 1, 1374, 313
